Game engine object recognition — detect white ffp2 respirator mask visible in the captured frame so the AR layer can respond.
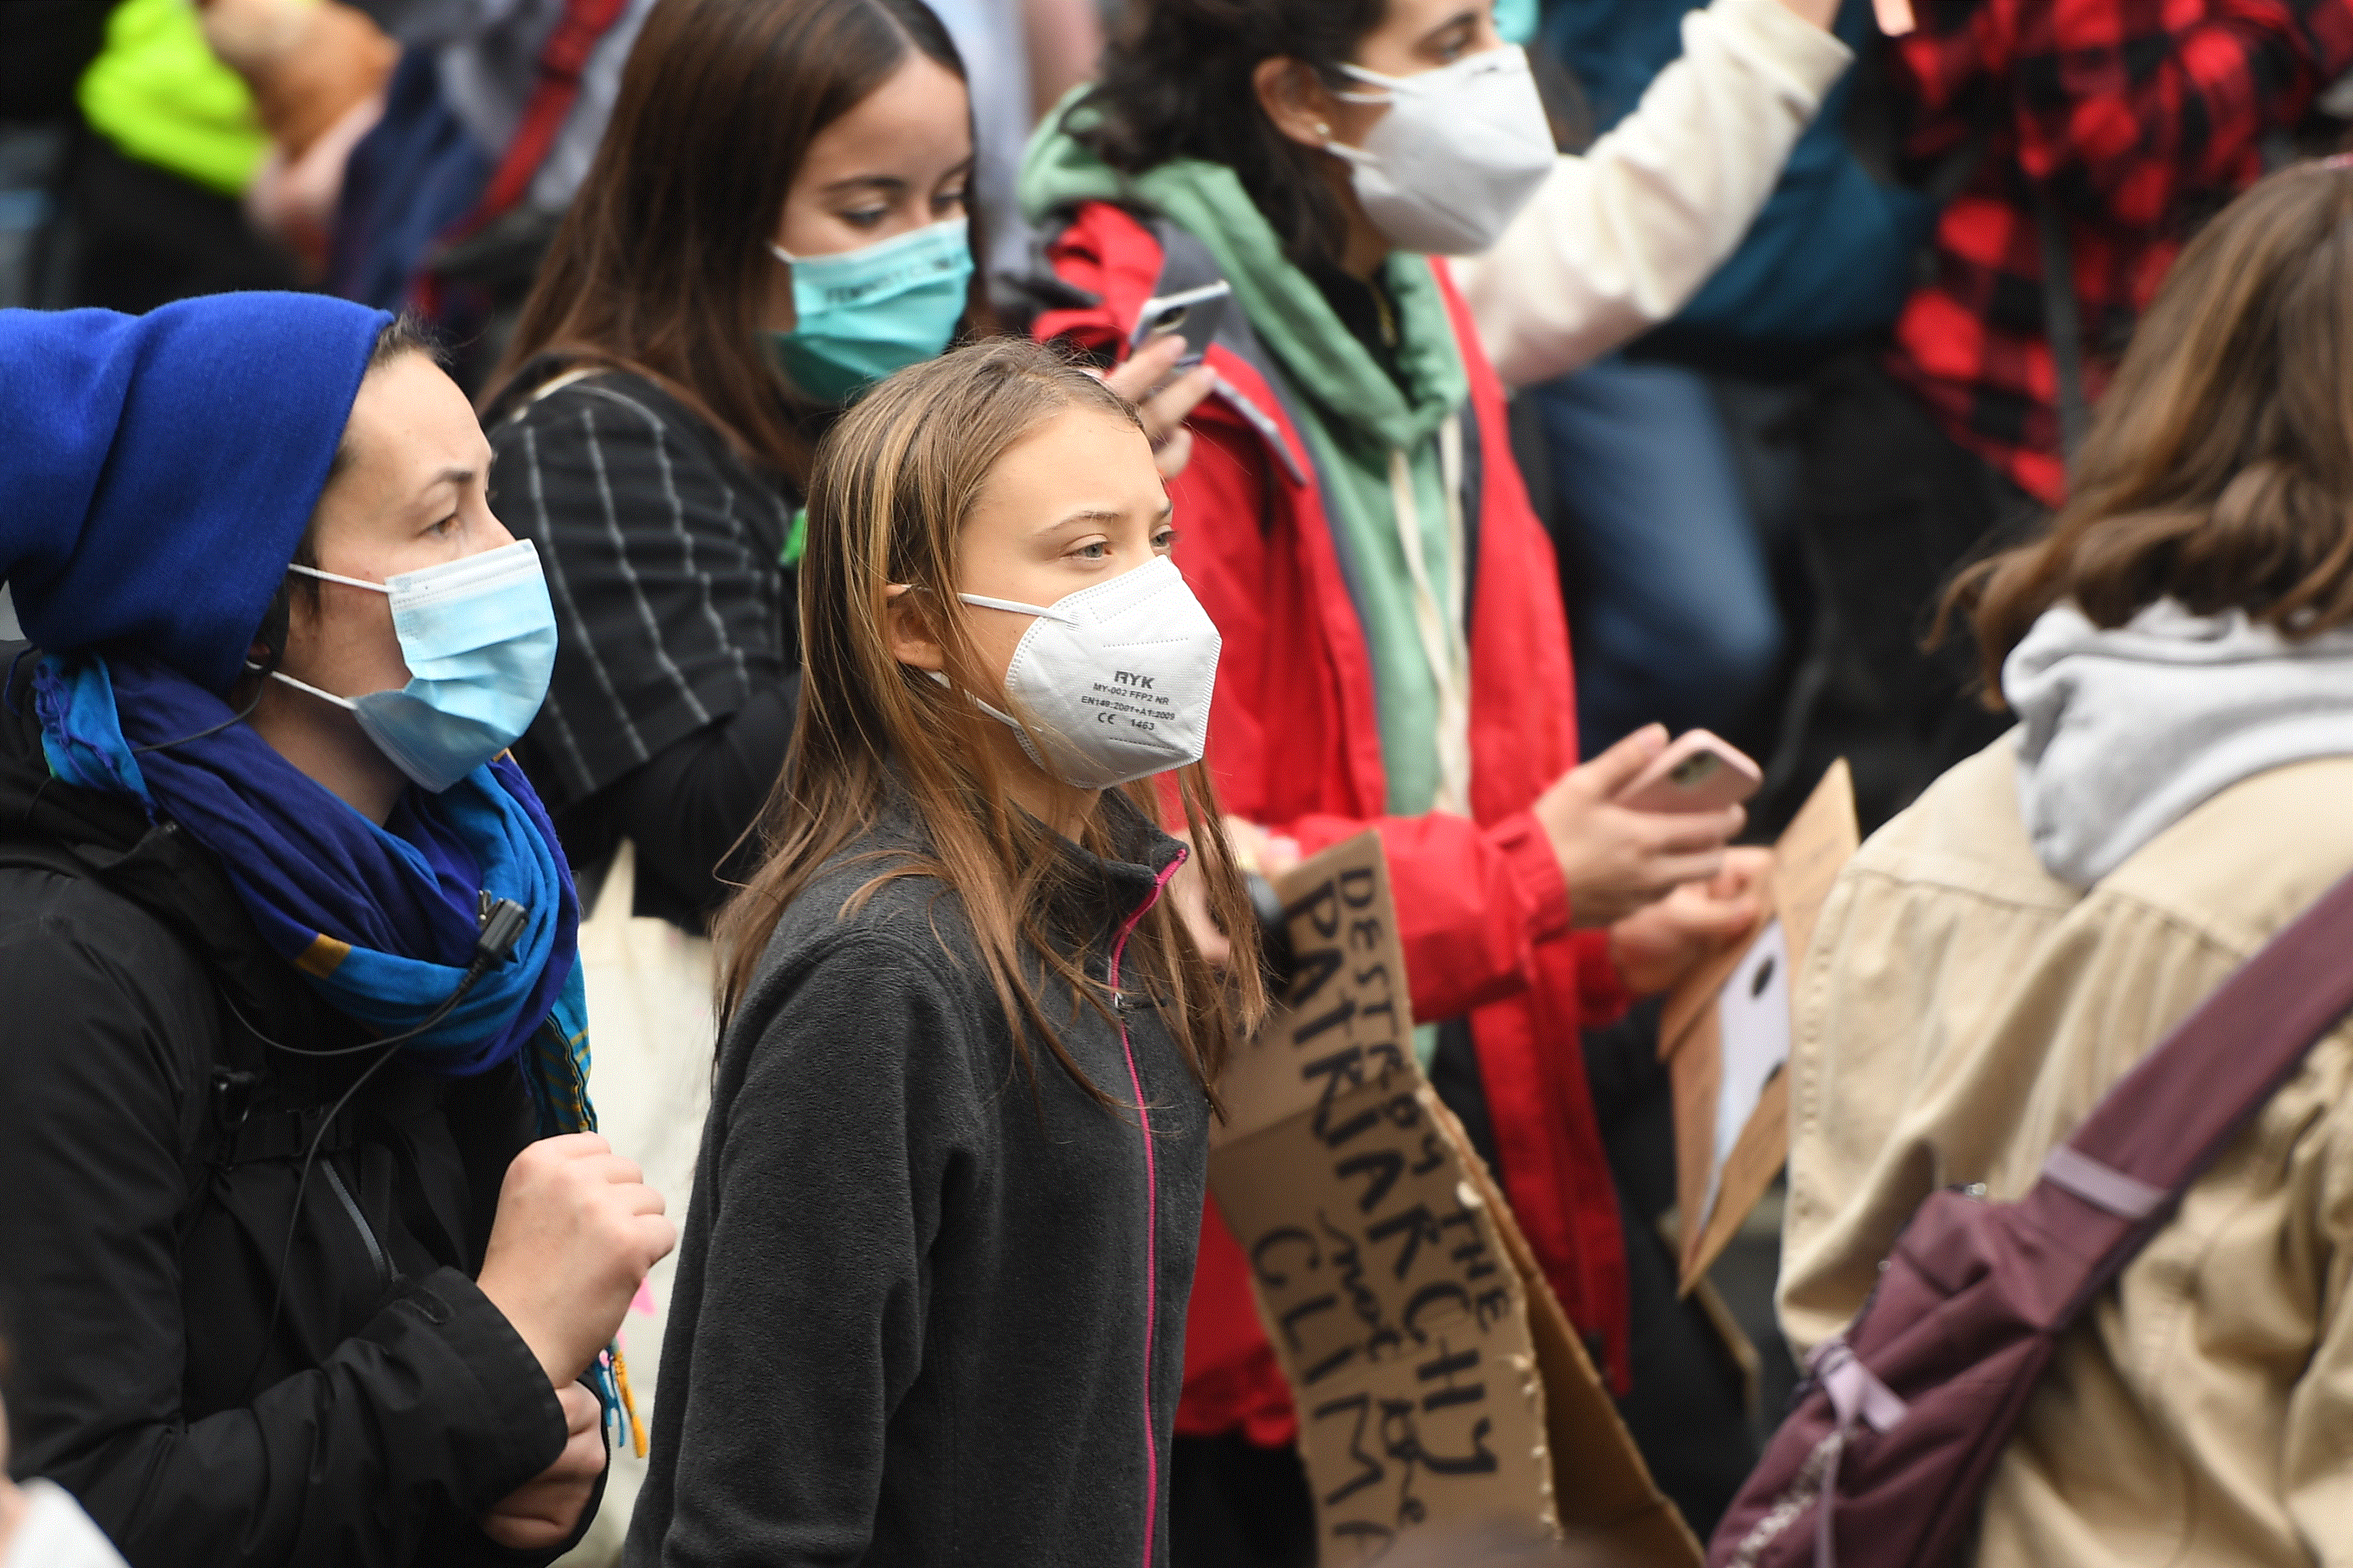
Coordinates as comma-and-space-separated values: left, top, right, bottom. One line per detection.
1325, 45, 1557, 256
948, 555, 1221, 789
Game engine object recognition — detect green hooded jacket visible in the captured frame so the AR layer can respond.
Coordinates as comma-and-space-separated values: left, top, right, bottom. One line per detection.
1021, 102, 1477, 820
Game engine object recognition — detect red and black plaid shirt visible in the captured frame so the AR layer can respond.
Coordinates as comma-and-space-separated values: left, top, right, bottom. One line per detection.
1887, 0, 2353, 504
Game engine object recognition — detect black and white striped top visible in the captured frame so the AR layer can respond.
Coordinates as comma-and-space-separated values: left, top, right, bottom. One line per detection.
488, 365, 799, 811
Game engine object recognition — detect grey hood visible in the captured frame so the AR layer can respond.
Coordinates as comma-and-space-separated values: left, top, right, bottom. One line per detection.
2004, 599, 2353, 887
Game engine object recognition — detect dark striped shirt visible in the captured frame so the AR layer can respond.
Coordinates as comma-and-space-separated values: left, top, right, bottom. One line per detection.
488, 366, 798, 809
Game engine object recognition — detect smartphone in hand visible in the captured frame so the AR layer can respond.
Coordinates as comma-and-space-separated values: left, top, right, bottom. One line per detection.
1614, 729, 1762, 814
1129, 281, 1231, 370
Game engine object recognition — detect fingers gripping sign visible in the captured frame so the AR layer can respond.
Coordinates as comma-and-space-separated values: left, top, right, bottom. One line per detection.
1609, 845, 1775, 996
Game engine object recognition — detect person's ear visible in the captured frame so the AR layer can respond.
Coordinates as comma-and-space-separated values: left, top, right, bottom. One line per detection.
246, 577, 302, 673
1253, 57, 1342, 151
885, 584, 944, 672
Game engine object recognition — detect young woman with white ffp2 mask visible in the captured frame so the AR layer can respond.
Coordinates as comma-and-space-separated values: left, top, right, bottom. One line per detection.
628, 339, 1262, 1567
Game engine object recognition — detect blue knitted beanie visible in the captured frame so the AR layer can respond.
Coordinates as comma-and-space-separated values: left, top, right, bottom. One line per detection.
0, 293, 393, 693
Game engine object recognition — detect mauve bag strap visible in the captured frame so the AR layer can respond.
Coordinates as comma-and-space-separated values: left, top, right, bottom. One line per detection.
2038, 870, 2353, 1241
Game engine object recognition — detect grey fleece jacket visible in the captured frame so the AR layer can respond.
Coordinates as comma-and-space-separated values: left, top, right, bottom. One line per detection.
623, 791, 1207, 1568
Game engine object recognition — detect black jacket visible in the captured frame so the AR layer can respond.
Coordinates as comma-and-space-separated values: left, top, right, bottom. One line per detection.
0, 648, 590, 1567
624, 792, 1209, 1567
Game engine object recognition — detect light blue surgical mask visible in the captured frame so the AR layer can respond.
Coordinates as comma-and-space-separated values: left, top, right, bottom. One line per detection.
765, 217, 974, 403
276, 539, 558, 794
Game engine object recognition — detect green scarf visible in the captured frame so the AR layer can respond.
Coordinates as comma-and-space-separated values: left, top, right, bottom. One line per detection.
1022, 100, 1476, 819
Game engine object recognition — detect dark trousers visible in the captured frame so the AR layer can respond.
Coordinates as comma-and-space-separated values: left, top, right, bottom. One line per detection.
1758, 351, 2033, 836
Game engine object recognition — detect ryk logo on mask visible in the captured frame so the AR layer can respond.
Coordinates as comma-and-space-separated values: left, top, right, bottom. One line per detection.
767, 218, 976, 404
1324, 45, 1556, 256
276, 539, 558, 794
948, 555, 1222, 789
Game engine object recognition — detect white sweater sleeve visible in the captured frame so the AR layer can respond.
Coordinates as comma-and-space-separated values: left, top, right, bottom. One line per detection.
1449, 0, 1854, 389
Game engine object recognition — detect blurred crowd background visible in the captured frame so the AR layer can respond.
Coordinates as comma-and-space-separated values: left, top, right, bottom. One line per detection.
9, 0, 2353, 1560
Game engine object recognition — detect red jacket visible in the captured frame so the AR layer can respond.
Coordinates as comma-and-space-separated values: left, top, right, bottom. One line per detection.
1034, 201, 1637, 1440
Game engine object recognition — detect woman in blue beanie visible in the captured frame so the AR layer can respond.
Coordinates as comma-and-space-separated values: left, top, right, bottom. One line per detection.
0, 292, 674, 1568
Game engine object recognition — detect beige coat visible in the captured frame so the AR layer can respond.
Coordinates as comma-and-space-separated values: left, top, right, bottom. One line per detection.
1780, 739, 2353, 1568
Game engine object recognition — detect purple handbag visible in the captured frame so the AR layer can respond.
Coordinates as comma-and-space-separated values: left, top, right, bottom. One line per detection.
1710, 871, 2353, 1568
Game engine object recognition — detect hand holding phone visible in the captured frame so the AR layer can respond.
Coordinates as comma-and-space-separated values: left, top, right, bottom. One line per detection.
1611, 728, 1762, 814
1128, 281, 1231, 370
1534, 726, 1748, 928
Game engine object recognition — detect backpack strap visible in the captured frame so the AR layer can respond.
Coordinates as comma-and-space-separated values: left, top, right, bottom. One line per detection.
2038, 870, 2353, 1251
2034, 128, 2299, 468
467, 0, 631, 227
410, 0, 634, 319
0, 838, 96, 884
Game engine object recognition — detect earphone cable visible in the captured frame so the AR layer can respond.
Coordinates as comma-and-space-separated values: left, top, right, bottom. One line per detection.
236, 899, 530, 1398
131, 611, 288, 757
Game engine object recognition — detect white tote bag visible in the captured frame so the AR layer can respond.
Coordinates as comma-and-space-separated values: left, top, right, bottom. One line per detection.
555, 840, 717, 1567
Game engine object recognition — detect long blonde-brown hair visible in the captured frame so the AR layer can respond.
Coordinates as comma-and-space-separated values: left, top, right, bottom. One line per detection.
711, 339, 1265, 1102
1949, 161, 2353, 696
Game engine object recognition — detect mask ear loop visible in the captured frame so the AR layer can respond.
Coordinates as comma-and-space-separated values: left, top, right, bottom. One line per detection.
1331, 62, 1401, 105
1322, 71, 1394, 163
130, 584, 292, 756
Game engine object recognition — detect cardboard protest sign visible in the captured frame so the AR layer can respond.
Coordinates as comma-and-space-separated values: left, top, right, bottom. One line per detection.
1657, 761, 1858, 1294
1211, 833, 1700, 1565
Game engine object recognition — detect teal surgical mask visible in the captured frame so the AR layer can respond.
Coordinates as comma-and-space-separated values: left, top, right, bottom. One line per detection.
765, 218, 974, 404
1492, 0, 1538, 43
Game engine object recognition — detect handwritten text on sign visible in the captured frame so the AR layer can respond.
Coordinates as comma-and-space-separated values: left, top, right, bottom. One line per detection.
1211, 849, 1552, 1557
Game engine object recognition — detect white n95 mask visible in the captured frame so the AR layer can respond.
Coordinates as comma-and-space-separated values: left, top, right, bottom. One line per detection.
276, 539, 558, 793
952, 555, 1221, 789
1325, 46, 1556, 256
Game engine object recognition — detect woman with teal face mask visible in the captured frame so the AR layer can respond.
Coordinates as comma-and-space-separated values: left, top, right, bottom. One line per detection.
479, 0, 972, 938
481, 0, 1208, 937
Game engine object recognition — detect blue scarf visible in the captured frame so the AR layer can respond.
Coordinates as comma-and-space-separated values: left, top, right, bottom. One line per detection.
30, 650, 593, 1135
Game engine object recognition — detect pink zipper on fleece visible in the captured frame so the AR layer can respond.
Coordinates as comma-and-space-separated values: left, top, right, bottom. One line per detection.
1107, 847, 1184, 1568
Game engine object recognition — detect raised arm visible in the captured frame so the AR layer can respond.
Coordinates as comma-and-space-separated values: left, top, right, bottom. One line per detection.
1451, 0, 1854, 388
